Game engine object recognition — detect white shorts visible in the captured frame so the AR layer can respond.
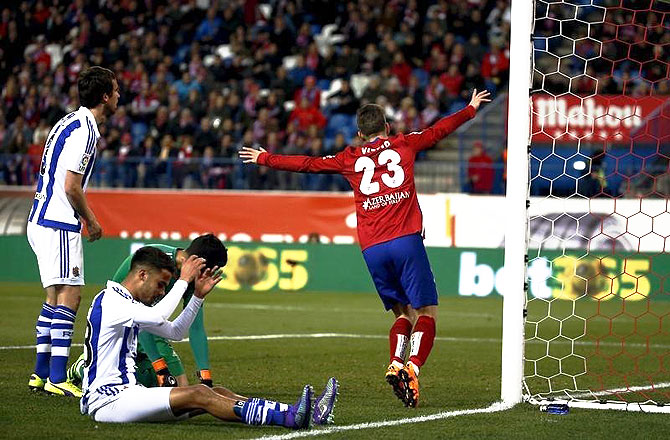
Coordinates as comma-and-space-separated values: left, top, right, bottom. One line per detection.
91, 386, 183, 423
27, 222, 84, 288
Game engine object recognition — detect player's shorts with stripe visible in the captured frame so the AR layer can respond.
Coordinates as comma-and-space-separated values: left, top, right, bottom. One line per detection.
27, 222, 84, 288
90, 385, 188, 423
362, 233, 438, 310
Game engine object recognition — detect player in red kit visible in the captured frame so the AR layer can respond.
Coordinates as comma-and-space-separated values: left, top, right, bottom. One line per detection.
240, 89, 491, 407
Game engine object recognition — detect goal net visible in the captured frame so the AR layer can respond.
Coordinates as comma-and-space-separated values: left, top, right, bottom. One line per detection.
519, 0, 670, 411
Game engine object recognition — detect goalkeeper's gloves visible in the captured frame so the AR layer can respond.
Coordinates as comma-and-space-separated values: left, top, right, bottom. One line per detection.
197, 369, 213, 387
152, 358, 178, 387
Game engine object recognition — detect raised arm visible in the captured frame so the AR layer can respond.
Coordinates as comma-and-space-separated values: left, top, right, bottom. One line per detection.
137, 266, 222, 341
239, 147, 346, 174
406, 89, 491, 151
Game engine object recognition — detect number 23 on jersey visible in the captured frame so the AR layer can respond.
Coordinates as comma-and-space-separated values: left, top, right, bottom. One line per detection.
354, 148, 405, 195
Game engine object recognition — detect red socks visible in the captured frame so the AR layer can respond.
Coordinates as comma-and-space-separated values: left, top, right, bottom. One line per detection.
408, 315, 436, 368
389, 317, 413, 364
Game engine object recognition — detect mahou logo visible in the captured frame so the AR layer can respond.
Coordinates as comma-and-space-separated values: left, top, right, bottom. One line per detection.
531, 94, 666, 142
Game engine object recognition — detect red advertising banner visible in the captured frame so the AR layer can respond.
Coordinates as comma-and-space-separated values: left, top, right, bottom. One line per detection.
87, 189, 358, 243
531, 94, 669, 143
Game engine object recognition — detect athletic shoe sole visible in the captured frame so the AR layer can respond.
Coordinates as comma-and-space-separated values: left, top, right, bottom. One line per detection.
44, 381, 82, 398
28, 374, 46, 392
398, 369, 418, 408
386, 371, 409, 406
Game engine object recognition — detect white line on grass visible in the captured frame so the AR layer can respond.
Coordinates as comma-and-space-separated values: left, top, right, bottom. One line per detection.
0, 334, 500, 350
252, 402, 513, 440
2, 332, 670, 350
207, 303, 496, 318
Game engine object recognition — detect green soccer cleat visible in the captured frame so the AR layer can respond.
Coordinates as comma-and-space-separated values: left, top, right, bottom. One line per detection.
28, 374, 46, 391
44, 379, 83, 398
67, 353, 86, 386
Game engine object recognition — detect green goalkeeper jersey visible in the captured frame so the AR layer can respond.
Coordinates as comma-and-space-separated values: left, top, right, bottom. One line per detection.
111, 244, 211, 371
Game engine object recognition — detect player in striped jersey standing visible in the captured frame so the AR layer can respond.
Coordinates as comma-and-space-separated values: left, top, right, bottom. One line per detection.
27, 66, 120, 397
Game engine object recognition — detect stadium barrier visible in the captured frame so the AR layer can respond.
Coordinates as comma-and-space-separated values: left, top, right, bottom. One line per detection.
4, 188, 667, 252
2, 235, 667, 301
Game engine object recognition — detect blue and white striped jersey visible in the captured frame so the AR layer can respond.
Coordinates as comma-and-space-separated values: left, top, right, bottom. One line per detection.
80, 279, 199, 415
28, 106, 100, 232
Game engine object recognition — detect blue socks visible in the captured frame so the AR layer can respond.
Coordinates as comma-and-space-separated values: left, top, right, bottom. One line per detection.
234, 399, 289, 426
49, 305, 76, 383
34, 303, 54, 379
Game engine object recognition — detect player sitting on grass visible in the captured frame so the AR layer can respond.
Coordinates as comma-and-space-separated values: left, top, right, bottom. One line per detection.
79, 246, 338, 427
69, 234, 226, 388
240, 89, 491, 408
114, 234, 225, 388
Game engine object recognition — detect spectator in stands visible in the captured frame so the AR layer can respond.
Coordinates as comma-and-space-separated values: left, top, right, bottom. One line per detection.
361, 75, 383, 104
1, 0, 514, 191
288, 55, 313, 90
294, 75, 321, 110
440, 65, 464, 99
467, 141, 495, 194
118, 132, 139, 188
481, 40, 510, 94
327, 79, 359, 115
390, 52, 412, 88
334, 44, 359, 77
195, 7, 222, 44
173, 72, 202, 102
289, 97, 327, 132
461, 63, 487, 103
195, 116, 217, 155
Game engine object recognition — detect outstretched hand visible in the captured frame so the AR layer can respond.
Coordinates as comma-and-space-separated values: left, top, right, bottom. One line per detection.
469, 89, 492, 111
194, 266, 223, 299
239, 146, 267, 164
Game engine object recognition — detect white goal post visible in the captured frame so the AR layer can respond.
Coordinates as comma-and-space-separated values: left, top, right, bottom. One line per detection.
503, 0, 670, 413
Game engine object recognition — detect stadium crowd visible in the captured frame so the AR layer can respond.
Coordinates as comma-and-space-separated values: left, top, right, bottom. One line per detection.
0, 0, 512, 190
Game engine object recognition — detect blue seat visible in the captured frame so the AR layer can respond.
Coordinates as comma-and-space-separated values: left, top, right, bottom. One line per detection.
412, 68, 429, 89
326, 114, 349, 138
131, 122, 148, 147
317, 79, 331, 91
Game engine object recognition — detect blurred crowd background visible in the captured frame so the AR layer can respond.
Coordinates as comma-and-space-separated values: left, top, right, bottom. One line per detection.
0, 0, 512, 191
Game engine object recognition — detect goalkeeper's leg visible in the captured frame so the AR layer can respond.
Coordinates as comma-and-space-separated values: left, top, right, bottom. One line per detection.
155, 337, 189, 386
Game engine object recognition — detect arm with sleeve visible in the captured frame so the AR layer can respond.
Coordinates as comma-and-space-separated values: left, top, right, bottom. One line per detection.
62, 123, 94, 176
257, 149, 347, 173
131, 280, 203, 341
405, 105, 476, 151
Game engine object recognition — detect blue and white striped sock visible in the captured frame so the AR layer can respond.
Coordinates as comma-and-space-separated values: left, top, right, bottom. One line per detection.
34, 303, 55, 379
234, 399, 289, 426
49, 305, 76, 383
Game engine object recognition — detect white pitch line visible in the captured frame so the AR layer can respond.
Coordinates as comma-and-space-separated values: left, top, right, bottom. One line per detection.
207, 303, 496, 318
0, 334, 499, 351
2, 333, 670, 350
253, 402, 513, 440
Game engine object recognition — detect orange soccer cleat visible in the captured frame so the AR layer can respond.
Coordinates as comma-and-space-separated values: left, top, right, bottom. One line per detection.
385, 363, 407, 405
399, 363, 419, 408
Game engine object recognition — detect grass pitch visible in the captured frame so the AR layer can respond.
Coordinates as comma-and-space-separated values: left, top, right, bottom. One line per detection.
0, 283, 668, 439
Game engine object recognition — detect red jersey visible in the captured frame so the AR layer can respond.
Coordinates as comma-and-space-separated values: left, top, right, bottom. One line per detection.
258, 105, 476, 250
